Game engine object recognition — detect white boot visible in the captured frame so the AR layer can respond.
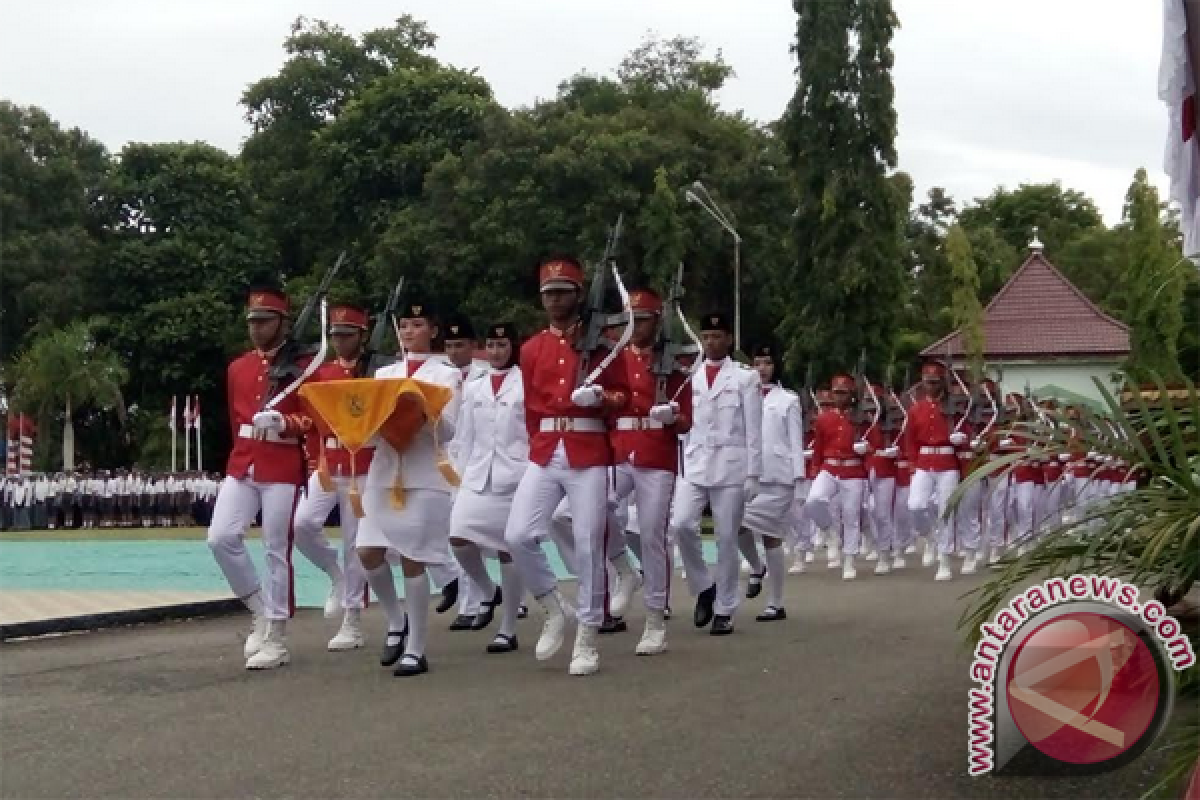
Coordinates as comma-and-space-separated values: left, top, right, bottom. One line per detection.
961, 550, 979, 576
246, 620, 290, 669
535, 589, 568, 661
635, 609, 668, 656
865, 549, 879, 562
804, 550, 816, 563
323, 571, 344, 619
905, 543, 917, 555
569, 624, 600, 675
327, 609, 365, 651
609, 551, 642, 618
934, 554, 953, 582
827, 541, 841, 569
842, 554, 857, 581
988, 548, 1002, 566
244, 613, 268, 659
874, 553, 891, 575
922, 541, 937, 568
891, 553, 907, 570
788, 555, 806, 575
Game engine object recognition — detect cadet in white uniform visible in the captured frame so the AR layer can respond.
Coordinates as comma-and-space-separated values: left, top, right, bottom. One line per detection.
669, 312, 762, 636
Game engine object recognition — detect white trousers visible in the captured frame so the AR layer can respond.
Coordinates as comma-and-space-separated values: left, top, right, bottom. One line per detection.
789, 479, 816, 551
208, 476, 303, 620
292, 472, 369, 610
955, 479, 984, 551
868, 474, 896, 554
907, 469, 960, 555
670, 481, 745, 616
806, 471, 866, 556
609, 463, 676, 611
504, 449, 610, 627
893, 485, 915, 552
1013, 480, 1039, 545
985, 474, 1013, 548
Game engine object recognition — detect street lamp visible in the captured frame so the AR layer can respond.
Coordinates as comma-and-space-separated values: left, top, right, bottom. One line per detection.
685, 181, 743, 353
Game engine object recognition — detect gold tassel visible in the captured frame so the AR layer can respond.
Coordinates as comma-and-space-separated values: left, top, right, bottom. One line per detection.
390, 461, 406, 510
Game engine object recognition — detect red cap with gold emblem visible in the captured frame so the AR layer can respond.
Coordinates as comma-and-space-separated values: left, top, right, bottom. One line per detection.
830, 373, 855, 392
329, 305, 368, 334
539, 257, 585, 292
816, 388, 834, 406
246, 288, 288, 320
921, 361, 947, 378
629, 288, 663, 318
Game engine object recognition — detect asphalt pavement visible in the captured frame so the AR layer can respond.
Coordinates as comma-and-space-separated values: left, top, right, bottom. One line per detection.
0, 564, 1171, 799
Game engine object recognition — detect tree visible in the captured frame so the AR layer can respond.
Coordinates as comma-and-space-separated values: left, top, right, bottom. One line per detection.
617, 33, 734, 96
779, 0, 906, 378
637, 166, 686, 290
946, 224, 985, 379
1119, 169, 1186, 381
10, 321, 127, 470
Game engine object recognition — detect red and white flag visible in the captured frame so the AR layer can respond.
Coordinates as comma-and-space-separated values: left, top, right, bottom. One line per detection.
1160, 0, 1200, 257
184, 395, 194, 430
168, 396, 177, 432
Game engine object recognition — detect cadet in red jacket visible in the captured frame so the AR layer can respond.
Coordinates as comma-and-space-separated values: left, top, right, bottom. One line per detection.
208, 288, 332, 670
503, 255, 631, 676
903, 362, 968, 582
605, 287, 692, 654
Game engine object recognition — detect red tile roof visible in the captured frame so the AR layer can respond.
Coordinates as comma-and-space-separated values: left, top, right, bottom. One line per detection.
921, 250, 1130, 360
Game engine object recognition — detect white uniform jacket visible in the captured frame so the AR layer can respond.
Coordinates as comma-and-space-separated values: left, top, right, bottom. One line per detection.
455, 367, 529, 494
760, 384, 805, 486
680, 358, 763, 488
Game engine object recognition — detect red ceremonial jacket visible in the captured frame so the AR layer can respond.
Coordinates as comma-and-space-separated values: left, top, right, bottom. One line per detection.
812, 408, 870, 480
224, 349, 313, 486
609, 345, 692, 473
308, 360, 374, 477
904, 398, 962, 473
866, 428, 895, 479
520, 325, 631, 469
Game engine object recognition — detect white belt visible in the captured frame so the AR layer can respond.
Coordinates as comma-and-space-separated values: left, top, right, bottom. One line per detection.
919, 446, 955, 455
614, 417, 664, 431
538, 417, 606, 434
824, 458, 862, 467
238, 424, 298, 445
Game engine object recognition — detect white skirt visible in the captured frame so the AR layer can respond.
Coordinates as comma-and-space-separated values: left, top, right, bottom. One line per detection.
358, 488, 453, 564
741, 482, 795, 539
449, 487, 514, 553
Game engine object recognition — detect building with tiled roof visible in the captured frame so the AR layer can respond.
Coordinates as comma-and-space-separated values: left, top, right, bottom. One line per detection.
920, 234, 1130, 404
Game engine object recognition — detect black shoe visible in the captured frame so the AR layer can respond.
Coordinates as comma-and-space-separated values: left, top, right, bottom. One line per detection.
393, 654, 429, 677
471, 586, 503, 631
746, 568, 767, 599
435, 578, 459, 614
486, 633, 518, 654
694, 585, 716, 628
710, 615, 735, 635
756, 606, 787, 622
517, 604, 528, 619
664, 606, 672, 621
449, 614, 475, 631
380, 627, 408, 667
599, 615, 627, 634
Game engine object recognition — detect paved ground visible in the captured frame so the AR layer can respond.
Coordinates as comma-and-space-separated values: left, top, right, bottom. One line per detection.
1, 566, 1171, 799
0, 589, 232, 625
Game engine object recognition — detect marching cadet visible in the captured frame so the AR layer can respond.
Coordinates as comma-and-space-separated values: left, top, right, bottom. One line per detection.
807, 374, 877, 580
669, 312, 762, 636
904, 362, 969, 581
865, 383, 901, 574
604, 288, 692, 653
503, 255, 631, 676
206, 287, 340, 670
441, 313, 488, 631
738, 344, 803, 620
951, 379, 984, 576
357, 300, 463, 677
448, 322, 530, 654
290, 304, 373, 652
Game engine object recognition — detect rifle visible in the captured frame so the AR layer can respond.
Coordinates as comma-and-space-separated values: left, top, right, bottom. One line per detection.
880, 364, 905, 435
651, 263, 688, 404
575, 213, 626, 388
263, 251, 347, 409
852, 348, 881, 436
357, 278, 406, 378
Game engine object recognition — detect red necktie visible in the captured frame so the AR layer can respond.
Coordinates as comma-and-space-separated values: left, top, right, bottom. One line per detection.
490, 373, 505, 395
762, 386, 771, 397
406, 358, 426, 377
705, 363, 721, 388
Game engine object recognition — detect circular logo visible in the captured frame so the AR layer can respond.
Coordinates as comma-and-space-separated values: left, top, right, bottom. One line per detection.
1006, 612, 1162, 766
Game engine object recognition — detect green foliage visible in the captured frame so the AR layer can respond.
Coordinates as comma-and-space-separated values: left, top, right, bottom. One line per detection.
946, 225, 984, 379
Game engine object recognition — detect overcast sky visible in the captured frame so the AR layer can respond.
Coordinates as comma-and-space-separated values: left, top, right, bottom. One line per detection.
0, 0, 1168, 224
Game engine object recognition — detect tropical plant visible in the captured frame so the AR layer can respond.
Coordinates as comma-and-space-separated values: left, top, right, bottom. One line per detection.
953, 374, 1197, 797
9, 320, 128, 470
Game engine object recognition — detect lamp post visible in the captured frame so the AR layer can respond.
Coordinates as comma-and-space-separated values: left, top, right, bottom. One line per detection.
684, 181, 743, 353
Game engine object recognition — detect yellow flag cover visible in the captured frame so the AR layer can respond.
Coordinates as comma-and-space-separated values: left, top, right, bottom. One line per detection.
298, 378, 458, 516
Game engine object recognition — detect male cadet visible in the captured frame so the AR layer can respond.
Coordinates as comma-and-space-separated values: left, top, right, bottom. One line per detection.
669, 312, 762, 636
504, 255, 631, 676
206, 288, 343, 670
290, 304, 373, 652
606, 287, 692, 654
440, 313, 488, 630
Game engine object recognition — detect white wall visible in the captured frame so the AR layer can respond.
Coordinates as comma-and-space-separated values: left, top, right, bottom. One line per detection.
982, 360, 1125, 406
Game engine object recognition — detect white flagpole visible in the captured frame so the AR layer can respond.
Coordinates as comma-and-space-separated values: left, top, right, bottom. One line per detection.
195, 396, 203, 472
183, 395, 192, 471
170, 395, 177, 473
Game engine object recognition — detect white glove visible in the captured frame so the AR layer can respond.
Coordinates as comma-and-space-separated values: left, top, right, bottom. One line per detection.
881, 446, 900, 458
1000, 438, 1015, 448
252, 411, 285, 433
1087, 451, 1100, 460
744, 477, 760, 502
853, 441, 869, 456
949, 431, 967, 447
802, 449, 814, 459
1058, 453, 1071, 462
970, 438, 983, 451
648, 402, 679, 424
570, 386, 604, 408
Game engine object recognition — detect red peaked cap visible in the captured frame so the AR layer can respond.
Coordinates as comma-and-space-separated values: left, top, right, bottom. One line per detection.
539, 257, 585, 291
629, 288, 663, 316
830, 373, 855, 391
246, 289, 288, 319
921, 361, 948, 378
329, 305, 369, 332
